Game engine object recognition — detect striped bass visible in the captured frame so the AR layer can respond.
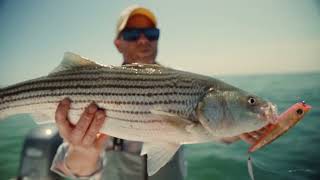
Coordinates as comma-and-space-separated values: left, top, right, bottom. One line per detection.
0, 52, 277, 175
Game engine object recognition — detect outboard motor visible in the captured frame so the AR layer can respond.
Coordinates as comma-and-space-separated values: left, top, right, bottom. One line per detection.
17, 124, 63, 180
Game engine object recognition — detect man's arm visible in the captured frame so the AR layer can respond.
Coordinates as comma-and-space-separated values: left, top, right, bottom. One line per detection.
52, 98, 108, 177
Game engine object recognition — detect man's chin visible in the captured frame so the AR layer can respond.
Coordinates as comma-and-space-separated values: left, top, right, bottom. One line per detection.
136, 54, 155, 62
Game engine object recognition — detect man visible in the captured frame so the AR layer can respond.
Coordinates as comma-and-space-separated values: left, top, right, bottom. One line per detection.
51, 5, 265, 180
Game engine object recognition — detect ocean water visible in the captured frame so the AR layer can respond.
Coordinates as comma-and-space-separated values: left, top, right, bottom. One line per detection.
185, 72, 320, 180
0, 72, 319, 180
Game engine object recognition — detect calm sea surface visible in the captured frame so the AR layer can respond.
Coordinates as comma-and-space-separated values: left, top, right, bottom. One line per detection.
0, 72, 319, 180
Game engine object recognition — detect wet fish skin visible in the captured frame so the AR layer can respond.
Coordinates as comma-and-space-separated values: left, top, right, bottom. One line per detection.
0, 52, 277, 175
0, 52, 276, 139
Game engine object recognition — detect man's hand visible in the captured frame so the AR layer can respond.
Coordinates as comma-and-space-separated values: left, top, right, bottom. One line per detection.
239, 126, 268, 145
220, 126, 268, 144
55, 98, 108, 176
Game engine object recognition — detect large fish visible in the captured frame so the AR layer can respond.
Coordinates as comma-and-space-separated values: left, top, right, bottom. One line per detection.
0, 52, 277, 175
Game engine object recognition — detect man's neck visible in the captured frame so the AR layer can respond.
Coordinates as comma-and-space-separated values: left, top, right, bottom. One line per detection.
122, 59, 156, 65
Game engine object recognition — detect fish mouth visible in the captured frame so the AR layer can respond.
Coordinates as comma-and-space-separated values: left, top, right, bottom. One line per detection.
258, 103, 278, 124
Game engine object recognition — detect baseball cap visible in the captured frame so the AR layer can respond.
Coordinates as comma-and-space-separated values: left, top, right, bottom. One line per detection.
115, 5, 157, 38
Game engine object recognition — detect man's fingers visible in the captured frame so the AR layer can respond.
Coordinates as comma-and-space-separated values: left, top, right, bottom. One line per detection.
95, 133, 108, 151
220, 136, 240, 144
248, 131, 261, 139
258, 126, 268, 134
70, 102, 97, 145
246, 126, 269, 140
83, 109, 106, 146
55, 98, 72, 139
240, 133, 257, 145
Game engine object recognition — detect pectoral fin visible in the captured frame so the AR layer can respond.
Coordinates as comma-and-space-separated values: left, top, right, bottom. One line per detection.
141, 142, 180, 176
150, 109, 193, 124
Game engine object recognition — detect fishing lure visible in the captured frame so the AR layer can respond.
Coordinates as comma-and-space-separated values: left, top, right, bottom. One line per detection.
247, 101, 312, 180
249, 101, 311, 153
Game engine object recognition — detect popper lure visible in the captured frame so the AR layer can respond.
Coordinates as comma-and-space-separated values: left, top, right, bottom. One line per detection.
247, 101, 312, 180
249, 101, 312, 153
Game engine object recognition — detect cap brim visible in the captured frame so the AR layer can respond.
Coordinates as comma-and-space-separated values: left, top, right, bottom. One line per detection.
116, 6, 157, 37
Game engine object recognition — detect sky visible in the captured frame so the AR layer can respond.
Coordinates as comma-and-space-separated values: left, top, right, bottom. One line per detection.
0, 0, 319, 86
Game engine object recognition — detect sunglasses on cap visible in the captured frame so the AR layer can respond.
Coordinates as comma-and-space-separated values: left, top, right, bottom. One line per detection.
121, 28, 160, 41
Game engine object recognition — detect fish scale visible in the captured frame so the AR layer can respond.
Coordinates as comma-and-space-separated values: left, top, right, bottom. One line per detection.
0, 65, 205, 135
0, 52, 277, 175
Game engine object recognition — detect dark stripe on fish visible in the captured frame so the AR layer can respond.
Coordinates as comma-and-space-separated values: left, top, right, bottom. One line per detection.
1, 83, 197, 97
67, 107, 152, 115
2, 73, 187, 93
108, 116, 167, 123
0, 99, 191, 111
1, 91, 202, 104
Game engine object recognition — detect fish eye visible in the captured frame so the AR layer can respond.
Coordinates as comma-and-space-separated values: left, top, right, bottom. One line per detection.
248, 97, 256, 105
296, 108, 304, 115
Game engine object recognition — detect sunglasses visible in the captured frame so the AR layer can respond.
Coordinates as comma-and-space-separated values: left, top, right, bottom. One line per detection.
121, 28, 160, 41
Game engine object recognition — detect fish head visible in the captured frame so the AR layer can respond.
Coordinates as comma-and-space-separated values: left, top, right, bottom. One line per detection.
197, 88, 278, 137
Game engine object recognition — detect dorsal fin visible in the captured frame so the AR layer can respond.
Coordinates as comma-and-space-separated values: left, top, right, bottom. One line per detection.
49, 52, 102, 75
